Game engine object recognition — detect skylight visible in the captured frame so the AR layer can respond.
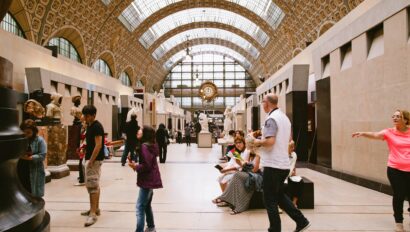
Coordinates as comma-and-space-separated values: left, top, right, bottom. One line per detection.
101, 0, 112, 6
152, 28, 260, 60
163, 44, 251, 70
139, 8, 269, 48
118, 0, 284, 32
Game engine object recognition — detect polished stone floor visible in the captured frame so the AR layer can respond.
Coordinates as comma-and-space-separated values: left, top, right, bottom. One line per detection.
45, 143, 409, 232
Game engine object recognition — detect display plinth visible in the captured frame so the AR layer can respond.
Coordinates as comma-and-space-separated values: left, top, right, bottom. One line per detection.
45, 169, 51, 183
198, 132, 212, 148
67, 159, 79, 171
44, 125, 70, 179
66, 125, 81, 160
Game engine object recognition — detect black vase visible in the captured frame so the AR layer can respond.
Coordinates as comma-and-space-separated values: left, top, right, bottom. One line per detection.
0, 57, 50, 231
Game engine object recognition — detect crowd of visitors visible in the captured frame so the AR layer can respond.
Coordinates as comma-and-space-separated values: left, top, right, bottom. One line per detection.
15, 93, 410, 232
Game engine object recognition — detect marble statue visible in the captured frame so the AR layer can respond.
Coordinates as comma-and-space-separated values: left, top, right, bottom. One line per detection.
46, 92, 63, 120
223, 106, 233, 135
70, 95, 81, 125
198, 113, 209, 133
126, 107, 140, 122
24, 99, 45, 119
156, 89, 166, 113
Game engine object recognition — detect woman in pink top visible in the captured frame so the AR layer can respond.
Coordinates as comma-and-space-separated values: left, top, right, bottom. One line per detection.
352, 110, 410, 232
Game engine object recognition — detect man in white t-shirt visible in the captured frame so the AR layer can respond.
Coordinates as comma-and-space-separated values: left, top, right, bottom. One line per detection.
254, 94, 310, 232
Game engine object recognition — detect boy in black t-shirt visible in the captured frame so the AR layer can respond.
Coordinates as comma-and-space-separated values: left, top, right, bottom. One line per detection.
81, 105, 104, 227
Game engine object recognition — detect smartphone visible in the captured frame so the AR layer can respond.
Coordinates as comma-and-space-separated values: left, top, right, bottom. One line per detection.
214, 164, 223, 171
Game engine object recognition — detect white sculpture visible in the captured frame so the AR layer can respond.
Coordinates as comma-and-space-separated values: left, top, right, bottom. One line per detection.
46, 92, 63, 120
156, 89, 166, 113
126, 107, 140, 122
223, 106, 233, 136
198, 113, 209, 133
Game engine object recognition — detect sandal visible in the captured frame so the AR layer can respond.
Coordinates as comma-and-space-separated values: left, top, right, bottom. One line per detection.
217, 202, 229, 207
230, 210, 239, 215
212, 198, 222, 204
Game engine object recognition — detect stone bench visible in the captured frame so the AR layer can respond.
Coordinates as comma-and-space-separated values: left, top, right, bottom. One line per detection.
248, 176, 314, 209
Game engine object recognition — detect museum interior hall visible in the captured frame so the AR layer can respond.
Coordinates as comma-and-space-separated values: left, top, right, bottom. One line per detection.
1, 0, 410, 231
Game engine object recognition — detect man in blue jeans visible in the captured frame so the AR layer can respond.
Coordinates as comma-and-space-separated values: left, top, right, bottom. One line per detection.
254, 94, 310, 232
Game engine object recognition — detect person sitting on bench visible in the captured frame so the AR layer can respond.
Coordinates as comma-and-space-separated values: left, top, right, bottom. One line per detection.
215, 136, 248, 192
212, 132, 261, 214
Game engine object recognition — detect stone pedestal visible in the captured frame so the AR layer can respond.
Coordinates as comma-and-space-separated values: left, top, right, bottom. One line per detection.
45, 169, 51, 183
67, 159, 79, 171
0, 56, 50, 231
234, 112, 244, 131
198, 132, 212, 148
66, 125, 81, 160
44, 125, 70, 179
114, 149, 123, 157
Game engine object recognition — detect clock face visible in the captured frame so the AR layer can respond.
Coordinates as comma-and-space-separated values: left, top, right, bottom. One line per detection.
199, 82, 218, 102
204, 86, 214, 97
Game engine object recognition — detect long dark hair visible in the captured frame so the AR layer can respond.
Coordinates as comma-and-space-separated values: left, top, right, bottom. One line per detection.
141, 126, 156, 144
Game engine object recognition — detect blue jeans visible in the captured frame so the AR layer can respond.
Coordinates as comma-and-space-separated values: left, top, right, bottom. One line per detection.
263, 167, 308, 232
121, 143, 136, 165
136, 188, 155, 232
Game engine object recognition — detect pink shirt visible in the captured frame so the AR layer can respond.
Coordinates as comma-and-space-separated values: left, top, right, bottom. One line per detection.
382, 128, 410, 171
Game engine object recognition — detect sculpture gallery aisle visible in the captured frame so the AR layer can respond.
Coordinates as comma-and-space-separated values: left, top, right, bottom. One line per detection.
45, 143, 408, 231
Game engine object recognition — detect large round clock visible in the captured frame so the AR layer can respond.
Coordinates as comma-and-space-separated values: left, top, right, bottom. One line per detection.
199, 81, 218, 102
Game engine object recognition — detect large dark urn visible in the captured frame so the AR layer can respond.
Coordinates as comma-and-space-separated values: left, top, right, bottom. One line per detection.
0, 57, 50, 231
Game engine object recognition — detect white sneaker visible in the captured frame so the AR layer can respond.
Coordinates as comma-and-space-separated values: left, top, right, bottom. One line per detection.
74, 182, 85, 186
278, 207, 283, 214
395, 223, 404, 232
84, 215, 97, 227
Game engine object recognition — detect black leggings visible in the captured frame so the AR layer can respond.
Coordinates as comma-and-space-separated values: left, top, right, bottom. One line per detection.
158, 144, 167, 163
387, 167, 410, 223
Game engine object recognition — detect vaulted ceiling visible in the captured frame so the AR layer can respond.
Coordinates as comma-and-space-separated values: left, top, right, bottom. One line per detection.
9, 0, 363, 91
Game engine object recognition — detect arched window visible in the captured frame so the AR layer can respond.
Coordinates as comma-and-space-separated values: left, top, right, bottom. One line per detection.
164, 53, 255, 109
92, 59, 112, 77
48, 37, 82, 63
136, 80, 144, 87
119, 72, 131, 86
1, 12, 25, 38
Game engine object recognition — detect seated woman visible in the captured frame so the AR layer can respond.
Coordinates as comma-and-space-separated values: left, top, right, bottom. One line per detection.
215, 136, 247, 193
285, 140, 304, 208
212, 133, 261, 214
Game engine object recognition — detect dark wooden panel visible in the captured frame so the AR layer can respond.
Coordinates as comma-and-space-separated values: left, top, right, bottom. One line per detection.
286, 91, 308, 161
316, 78, 331, 168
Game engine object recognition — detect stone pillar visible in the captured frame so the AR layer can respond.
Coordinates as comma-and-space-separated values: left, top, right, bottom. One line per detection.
0, 56, 50, 231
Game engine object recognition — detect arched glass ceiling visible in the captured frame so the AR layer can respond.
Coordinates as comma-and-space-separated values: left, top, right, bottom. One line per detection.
139, 8, 269, 49
118, 0, 284, 32
175, 51, 239, 66
152, 28, 260, 60
164, 44, 251, 70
